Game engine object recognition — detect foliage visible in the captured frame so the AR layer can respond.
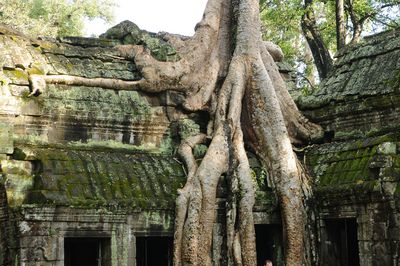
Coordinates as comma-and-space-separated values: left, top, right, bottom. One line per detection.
261, 0, 304, 62
0, 0, 115, 37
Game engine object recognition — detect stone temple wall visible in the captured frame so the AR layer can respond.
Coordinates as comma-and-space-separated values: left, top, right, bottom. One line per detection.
301, 28, 400, 266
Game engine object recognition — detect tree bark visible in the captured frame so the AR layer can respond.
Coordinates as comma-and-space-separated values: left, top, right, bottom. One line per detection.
28, 0, 324, 264
347, 0, 364, 45
336, 0, 346, 50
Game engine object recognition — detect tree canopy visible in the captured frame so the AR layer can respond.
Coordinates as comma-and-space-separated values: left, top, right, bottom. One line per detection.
0, 0, 115, 37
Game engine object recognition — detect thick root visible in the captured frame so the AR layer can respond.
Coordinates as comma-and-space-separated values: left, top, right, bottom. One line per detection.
28, 74, 173, 96
244, 55, 308, 265
174, 134, 207, 265
260, 45, 324, 144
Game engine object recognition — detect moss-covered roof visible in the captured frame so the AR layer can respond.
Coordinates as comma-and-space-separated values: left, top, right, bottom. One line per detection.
3, 146, 186, 209
306, 133, 400, 202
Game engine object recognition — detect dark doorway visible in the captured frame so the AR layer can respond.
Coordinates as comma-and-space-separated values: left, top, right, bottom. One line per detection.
136, 236, 173, 266
322, 218, 360, 266
255, 224, 283, 266
64, 237, 111, 266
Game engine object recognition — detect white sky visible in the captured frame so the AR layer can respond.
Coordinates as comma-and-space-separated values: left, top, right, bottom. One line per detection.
84, 0, 208, 37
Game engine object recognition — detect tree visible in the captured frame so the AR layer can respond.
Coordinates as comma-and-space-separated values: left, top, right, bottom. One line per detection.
336, 0, 346, 49
0, 0, 115, 37
301, 0, 334, 79
29, 0, 323, 264
345, 0, 400, 44
303, 0, 400, 78
261, 0, 400, 83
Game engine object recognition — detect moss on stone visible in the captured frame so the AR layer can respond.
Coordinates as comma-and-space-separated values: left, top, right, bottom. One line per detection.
385, 69, 400, 90
68, 140, 159, 153
307, 134, 400, 194
27, 62, 47, 75
334, 130, 364, 141
101, 20, 180, 62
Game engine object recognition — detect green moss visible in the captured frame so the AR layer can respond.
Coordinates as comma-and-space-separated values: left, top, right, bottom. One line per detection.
69, 139, 158, 152
11, 148, 26, 160
159, 136, 175, 155
13, 135, 48, 146
309, 135, 397, 190
193, 144, 208, 158
10, 146, 187, 209
27, 62, 47, 75
5, 174, 35, 207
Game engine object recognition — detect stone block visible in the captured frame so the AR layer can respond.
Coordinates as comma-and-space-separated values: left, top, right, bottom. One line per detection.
0, 123, 13, 154
382, 181, 397, 195
19, 246, 44, 262
358, 220, 374, 240
359, 255, 373, 266
41, 236, 61, 261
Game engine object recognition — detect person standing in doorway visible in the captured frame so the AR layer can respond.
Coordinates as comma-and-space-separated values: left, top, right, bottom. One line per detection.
264, 259, 273, 266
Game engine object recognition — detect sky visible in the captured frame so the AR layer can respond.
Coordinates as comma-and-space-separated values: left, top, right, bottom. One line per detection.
84, 0, 208, 37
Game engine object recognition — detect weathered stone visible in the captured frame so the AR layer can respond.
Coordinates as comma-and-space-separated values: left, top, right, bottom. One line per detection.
7, 85, 30, 97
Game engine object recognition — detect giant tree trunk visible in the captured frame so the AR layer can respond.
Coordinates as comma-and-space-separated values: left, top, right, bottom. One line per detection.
147, 0, 323, 264
29, 0, 323, 264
